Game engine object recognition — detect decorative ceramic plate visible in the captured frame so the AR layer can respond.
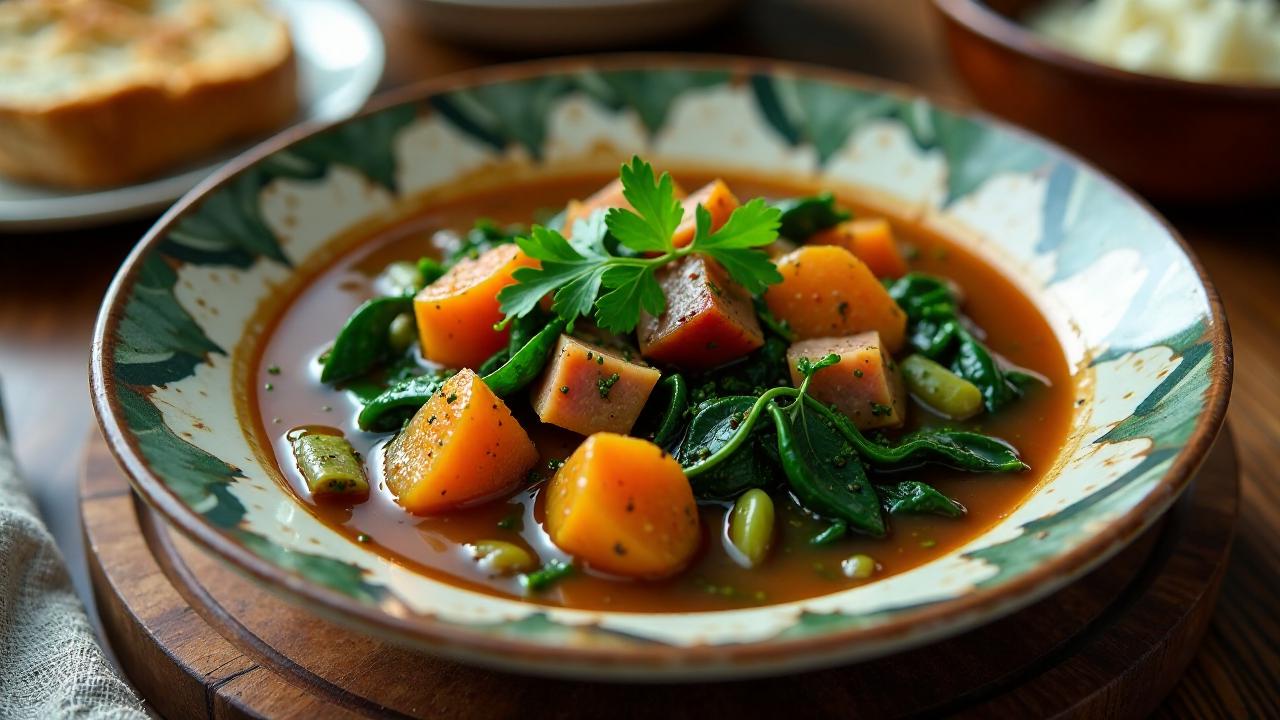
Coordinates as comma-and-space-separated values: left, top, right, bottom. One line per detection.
0, 0, 384, 233
90, 57, 1230, 680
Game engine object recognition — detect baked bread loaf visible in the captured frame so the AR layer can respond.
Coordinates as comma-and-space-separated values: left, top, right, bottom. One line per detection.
0, 0, 297, 188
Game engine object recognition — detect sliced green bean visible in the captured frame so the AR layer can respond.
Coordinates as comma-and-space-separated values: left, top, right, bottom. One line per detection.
727, 489, 775, 568
519, 558, 574, 593
470, 540, 536, 574
356, 372, 452, 432
635, 373, 689, 448
482, 318, 566, 397
901, 354, 984, 420
290, 433, 368, 499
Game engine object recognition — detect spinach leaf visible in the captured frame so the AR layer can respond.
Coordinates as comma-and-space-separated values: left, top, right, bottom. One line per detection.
888, 273, 1032, 412
356, 372, 453, 432
688, 334, 791, 405
320, 296, 414, 384
772, 193, 851, 241
801, 396, 1025, 472
677, 396, 777, 500
344, 351, 424, 405
768, 402, 885, 537
877, 480, 966, 518
477, 308, 550, 376
482, 318, 566, 397
634, 373, 689, 448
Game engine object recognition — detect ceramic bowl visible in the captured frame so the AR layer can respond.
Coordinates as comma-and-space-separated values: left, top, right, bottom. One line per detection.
91, 56, 1231, 681
932, 0, 1280, 203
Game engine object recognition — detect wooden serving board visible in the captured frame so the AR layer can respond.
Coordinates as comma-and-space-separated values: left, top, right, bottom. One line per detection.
81, 427, 1239, 719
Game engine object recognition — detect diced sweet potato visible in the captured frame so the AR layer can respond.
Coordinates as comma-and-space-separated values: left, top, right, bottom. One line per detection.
563, 177, 686, 237
764, 245, 907, 352
637, 255, 764, 371
811, 218, 909, 279
413, 244, 537, 369
788, 332, 907, 431
671, 180, 738, 248
384, 369, 538, 514
545, 433, 700, 578
530, 335, 661, 436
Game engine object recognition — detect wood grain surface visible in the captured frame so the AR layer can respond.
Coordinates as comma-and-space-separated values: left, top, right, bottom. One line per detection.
0, 0, 1275, 715
79, 428, 1237, 719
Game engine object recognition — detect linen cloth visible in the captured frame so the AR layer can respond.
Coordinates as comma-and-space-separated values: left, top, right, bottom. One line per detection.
0, 399, 146, 719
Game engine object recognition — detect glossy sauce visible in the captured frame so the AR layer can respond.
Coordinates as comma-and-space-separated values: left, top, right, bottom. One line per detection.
251, 175, 1075, 612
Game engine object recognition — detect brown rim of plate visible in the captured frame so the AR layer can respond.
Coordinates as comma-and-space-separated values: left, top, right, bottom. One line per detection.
89, 53, 1234, 675
932, 0, 1280, 99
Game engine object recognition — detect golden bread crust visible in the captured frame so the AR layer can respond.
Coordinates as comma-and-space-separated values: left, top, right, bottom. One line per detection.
0, 0, 297, 188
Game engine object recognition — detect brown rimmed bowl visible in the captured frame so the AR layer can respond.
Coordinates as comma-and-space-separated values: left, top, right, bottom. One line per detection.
933, 0, 1280, 203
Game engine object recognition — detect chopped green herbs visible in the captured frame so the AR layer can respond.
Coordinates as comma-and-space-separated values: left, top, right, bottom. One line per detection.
597, 372, 620, 398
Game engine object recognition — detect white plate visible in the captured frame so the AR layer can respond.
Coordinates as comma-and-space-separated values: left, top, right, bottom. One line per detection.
0, 0, 384, 233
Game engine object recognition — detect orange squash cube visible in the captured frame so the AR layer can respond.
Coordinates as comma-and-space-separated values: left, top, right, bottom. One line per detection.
413, 244, 537, 369
788, 332, 907, 431
383, 369, 538, 514
545, 433, 700, 578
811, 218, 909, 279
638, 255, 764, 371
671, 179, 738, 248
530, 335, 661, 436
764, 245, 907, 352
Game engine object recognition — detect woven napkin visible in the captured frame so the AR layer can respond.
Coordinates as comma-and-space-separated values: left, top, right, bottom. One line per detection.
0, 396, 146, 719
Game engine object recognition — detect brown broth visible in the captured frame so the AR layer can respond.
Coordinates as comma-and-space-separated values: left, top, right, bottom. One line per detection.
251, 174, 1075, 613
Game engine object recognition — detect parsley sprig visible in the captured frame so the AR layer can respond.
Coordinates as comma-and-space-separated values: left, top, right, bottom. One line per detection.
497, 157, 783, 334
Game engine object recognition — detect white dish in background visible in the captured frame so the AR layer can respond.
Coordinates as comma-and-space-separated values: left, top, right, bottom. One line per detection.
0, 0, 384, 233
407, 0, 739, 51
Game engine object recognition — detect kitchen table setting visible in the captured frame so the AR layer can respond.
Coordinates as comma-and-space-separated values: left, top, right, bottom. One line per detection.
0, 0, 1276, 717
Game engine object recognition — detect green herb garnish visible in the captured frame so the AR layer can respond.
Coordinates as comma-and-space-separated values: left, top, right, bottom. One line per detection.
497, 157, 783, 334
597, 372, 620, 398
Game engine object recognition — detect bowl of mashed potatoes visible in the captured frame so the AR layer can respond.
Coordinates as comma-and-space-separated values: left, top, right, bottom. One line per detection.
933, 0, 1280, 201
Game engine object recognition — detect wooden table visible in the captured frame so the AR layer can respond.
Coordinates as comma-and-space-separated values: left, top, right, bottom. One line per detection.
1, 0, 1274, 715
